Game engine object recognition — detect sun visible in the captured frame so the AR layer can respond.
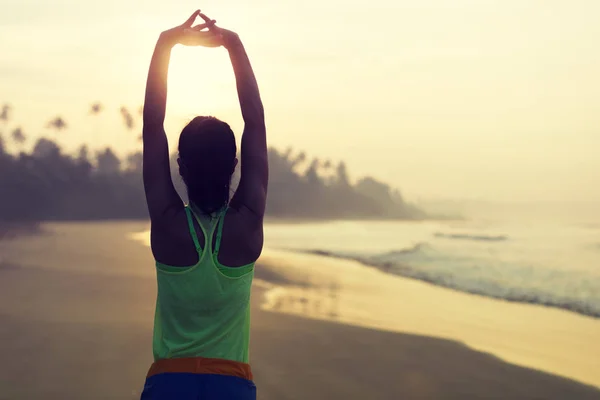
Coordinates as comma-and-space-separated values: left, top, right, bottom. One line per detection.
167, 46, 238, 119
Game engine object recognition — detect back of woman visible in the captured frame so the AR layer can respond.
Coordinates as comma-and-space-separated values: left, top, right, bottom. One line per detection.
139, 10, 267, 400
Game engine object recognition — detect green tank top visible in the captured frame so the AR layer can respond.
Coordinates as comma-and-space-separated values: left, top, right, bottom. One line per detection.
152, 205, 255, 363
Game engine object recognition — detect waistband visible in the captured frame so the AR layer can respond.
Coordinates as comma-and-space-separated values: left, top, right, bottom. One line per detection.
147, 357, 253, 381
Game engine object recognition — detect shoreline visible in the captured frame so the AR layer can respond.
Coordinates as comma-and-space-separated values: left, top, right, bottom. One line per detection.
6, 223, 600, 386
0, 221, 42, 241
0, 221, 598, 399
14, 220, 598, 321
289, 248, 600, 320
0, 213, 460, 227
256, 248, 600, 389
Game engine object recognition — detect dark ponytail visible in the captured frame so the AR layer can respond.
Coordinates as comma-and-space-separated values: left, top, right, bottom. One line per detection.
178, 116, 237, 215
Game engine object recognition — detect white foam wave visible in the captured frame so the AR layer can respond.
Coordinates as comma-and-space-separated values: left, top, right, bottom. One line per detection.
300, 245, 600, 318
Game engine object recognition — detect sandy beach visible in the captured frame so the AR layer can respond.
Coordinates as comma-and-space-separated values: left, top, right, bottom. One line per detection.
0, 221, 599, 399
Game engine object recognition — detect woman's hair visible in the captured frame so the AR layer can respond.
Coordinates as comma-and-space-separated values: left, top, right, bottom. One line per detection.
178, 116, 237, 215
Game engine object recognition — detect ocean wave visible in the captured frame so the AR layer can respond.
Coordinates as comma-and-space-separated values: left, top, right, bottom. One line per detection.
382, 242, 428, 256
302, 243, 427, 263
299, 245, 600, 319
434, 232, 508, 242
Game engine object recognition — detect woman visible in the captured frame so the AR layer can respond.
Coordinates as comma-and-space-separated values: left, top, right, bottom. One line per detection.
140, 10, 267, 400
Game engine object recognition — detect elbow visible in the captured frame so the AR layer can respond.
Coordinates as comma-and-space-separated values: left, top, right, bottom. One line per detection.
242, 100, 265, 129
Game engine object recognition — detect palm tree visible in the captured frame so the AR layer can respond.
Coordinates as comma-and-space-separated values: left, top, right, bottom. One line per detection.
291, 151, 306, 170
47, 116, 68, 131
32, 137, 61, 158
11, 127, 26, 153
305, 158, 323, 186
89, 102, 104, 140
77, 145, 90, 163
126, 151, 143, 172
96, 148, 121, 175
335, 161, 350, 187
0, 104, 10, 123
46, 116, 68, 144
90, 102, 103, 115
12, 127, 25, 143
120, 106, 135, 130
318, 159, 334, 186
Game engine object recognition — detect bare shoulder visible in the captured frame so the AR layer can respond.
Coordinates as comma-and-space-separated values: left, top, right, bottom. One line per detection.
150, 207, 201, 266
218, 205, 264, 267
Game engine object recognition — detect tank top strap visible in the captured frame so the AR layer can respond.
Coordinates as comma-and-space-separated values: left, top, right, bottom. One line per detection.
213, 207, 228, 256
184, 206, 202, 253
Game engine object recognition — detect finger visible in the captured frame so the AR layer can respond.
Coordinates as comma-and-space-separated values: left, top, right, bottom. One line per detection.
192, 20, 216, 31
204, 22, 222, 37
183, 9, 201, 27
199, 13, 214, 24
183, 29, 218, 39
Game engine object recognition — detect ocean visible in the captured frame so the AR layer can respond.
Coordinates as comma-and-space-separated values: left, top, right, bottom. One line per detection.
263, 202, 600, 318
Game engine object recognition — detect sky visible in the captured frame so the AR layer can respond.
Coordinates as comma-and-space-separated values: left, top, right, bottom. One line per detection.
1, 0, 599, 202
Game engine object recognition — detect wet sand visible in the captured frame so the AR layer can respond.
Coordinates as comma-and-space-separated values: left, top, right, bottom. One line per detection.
0, 221, 599, 399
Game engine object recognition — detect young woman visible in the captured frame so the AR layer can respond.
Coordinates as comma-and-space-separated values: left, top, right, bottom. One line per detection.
140, 10, 267, 400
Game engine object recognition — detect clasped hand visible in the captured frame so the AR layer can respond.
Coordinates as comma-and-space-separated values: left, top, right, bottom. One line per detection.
160, 10, 238, 48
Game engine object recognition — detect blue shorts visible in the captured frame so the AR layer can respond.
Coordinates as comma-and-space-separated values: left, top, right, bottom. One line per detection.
141, 372, 257, 400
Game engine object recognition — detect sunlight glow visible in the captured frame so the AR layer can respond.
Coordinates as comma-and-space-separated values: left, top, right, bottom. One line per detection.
168, 47, 238, 120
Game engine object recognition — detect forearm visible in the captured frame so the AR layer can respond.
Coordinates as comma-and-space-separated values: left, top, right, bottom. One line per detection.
227, 38, 265, 128
143, 37, 173, 130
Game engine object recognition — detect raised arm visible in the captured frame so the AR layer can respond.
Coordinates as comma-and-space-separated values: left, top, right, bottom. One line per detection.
217, 28, 268, 219
142, 11, 215, 223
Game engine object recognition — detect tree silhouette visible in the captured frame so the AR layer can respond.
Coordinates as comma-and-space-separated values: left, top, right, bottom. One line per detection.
392, 189, 404, 204
11, 127, 26, 146
336, 161, 350, 187
283, 147, 293, 160
75, 145, 93, 180
0, 104, 11, 123
0, 103, 425, 222
96, 148, 121, 175
291, 151, 306, 170
356, 177, 393, 208
305, 158, 322, 186
0, 140, 425, 221
46, 116, 68, 131
33, 138, 61, 158
120, 106, 135, 130
126, 151, 143, 172
77, 145, 90, 163
90, 102, 103, 115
